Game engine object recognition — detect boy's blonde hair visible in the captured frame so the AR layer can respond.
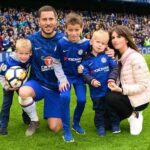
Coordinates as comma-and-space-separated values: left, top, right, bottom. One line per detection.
92, 30, 109, 44
16, 38, 32, 51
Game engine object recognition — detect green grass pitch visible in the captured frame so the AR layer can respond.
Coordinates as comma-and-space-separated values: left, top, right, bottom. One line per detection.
0, 55, 150, 150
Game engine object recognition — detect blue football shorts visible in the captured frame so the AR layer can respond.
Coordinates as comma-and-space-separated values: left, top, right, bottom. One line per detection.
23, 79, 61, 119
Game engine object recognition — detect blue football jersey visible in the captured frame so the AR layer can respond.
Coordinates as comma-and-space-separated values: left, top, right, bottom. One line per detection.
27, 31, 64, 90
53, 37, 90, 81
81, 52, 117, 99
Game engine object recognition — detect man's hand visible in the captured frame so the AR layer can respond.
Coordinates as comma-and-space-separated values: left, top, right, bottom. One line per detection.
59, 81, 70, 92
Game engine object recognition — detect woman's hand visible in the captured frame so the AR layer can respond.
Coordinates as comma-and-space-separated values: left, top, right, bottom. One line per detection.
105, 47, 115, 59
108, 82, 122, 92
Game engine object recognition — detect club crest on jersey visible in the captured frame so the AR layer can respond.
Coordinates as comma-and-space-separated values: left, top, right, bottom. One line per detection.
101, 57, 107, 63
44, 56, 53, 66
78, 49, 83, 55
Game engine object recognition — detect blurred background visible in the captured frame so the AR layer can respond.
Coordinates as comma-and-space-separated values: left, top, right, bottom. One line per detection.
0, 0, 150, 53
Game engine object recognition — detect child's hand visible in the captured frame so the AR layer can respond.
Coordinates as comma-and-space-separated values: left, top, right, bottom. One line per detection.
78, 65, 84, 74
91, 79, 101, 87
59, 81, 70, 92
3, 81, 19, 91
2, 80, 10, 90
107, 79, 115, 88
3, 83, 18, 91
8, 87, 19, 91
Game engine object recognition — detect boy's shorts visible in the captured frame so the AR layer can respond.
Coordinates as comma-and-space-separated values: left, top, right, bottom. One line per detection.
23, 80, 61, 119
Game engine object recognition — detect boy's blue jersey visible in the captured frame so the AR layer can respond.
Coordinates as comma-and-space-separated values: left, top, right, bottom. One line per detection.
0, 52, 30, 76
27, 31, 64, 90
53, 37, 90, 82
82, 52, 117, 99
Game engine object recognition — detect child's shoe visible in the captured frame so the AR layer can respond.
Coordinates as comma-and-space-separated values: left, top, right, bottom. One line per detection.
62, 129, 74, 142
72, 123, 85, 134
112, 125, 121, 134
97, 127, 105, 136
0, 128, 8, 135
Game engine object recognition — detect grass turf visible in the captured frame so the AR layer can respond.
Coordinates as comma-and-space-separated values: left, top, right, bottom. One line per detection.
0, 55, 150, 150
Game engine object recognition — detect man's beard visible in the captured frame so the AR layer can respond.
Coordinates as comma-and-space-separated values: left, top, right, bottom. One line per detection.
41, 28, 55, 37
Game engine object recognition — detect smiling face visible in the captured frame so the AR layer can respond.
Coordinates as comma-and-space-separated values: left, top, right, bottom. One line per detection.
39, 11, 57, 38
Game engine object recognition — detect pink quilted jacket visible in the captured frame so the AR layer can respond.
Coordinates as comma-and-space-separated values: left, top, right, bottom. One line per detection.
120, 47, 150, 107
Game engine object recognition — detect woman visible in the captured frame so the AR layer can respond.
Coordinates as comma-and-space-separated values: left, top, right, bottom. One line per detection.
106, 25, 150, 135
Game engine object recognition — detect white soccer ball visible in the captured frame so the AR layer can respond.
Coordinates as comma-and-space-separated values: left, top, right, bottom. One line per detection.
5, 66, 27, 88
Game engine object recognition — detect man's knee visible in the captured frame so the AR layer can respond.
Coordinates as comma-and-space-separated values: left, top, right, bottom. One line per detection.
19, 86, 35, 98
48, 124, 62, 133
47, 118, 62, 133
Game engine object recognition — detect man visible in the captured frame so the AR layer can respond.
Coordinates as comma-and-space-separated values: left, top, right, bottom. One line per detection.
19, 5, 64, 136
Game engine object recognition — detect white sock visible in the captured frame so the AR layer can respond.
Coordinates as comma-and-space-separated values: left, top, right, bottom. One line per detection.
138, 111, 143, 115
18, 96, 39, 122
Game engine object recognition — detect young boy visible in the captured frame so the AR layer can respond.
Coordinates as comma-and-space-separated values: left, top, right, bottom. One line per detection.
53, 12, 90, 142
80, 30, 120, 136
53, 13, 115, 142
0, 38, 32, 135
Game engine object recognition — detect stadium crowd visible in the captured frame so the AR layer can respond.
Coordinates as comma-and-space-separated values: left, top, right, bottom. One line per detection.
0, 8, 150, 52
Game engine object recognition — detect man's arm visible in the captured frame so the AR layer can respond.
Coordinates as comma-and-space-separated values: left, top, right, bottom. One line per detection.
53, 58, 69, 91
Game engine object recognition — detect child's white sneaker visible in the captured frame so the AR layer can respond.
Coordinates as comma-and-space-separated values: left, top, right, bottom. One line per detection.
128, 111, 143, 135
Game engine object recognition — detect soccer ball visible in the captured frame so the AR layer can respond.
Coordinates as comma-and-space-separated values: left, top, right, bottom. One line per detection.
5, 66, 27, 88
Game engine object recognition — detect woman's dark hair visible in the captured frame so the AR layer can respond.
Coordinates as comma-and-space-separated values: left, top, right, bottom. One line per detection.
110, 25, 139, 53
